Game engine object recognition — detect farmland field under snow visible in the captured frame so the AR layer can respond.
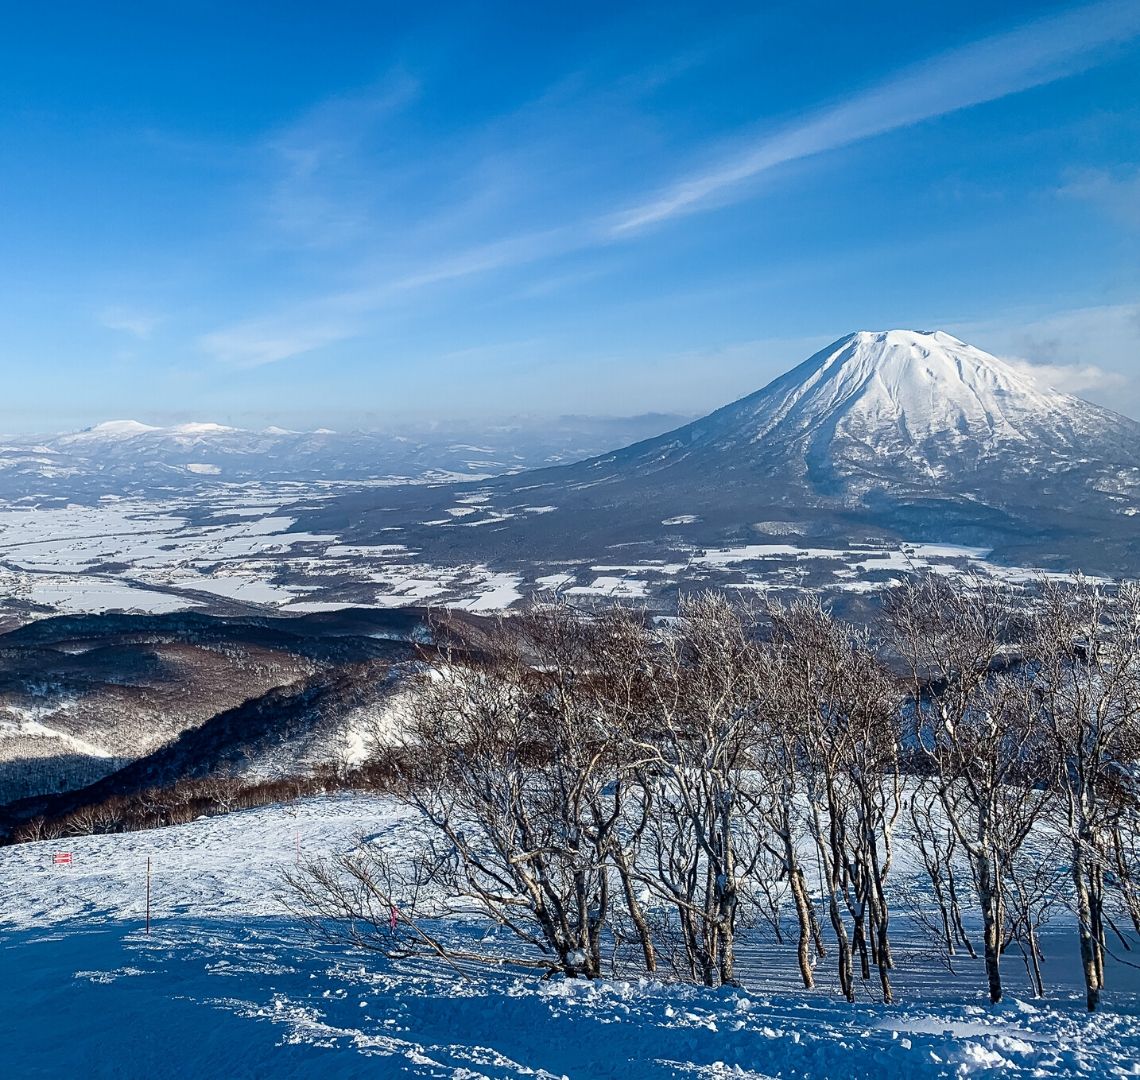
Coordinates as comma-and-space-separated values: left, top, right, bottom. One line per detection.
1, 795, 1139, 1078
0, 486, 1106, 624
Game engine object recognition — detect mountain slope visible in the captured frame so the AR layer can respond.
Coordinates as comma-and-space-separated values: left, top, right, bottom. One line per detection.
0, 659, 402, 837
0, 609, 423, 807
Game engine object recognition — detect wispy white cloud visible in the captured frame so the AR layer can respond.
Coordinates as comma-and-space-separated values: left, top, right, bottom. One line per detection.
201, 1, 1140, 370
384, 227, 582, 293
1059, 166, 1140, 229
1003, 356, 1128, 394
199, 227, 585, 365
262, 71, 421, 248
98, 306, 161, 339
610, 0, 1140, 233
199, 317, 355, 368
949, 301, 1140, 414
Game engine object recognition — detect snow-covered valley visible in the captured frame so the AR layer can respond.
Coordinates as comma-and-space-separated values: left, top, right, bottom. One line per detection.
4, 330, 1140, 629
0, 486, 1109, 626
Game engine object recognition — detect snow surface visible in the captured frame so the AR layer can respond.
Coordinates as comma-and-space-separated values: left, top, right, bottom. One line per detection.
451, 572, 524, 611
535, 573, 577, 591
774, 331, 1062, 441
28, 579, 200, 614
1, 795, 1138, 1078
170, 422, 239, 436
0, 706, 111, 758
567, 576, 651, 598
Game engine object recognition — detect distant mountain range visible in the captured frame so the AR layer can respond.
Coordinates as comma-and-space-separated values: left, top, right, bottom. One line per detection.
0, 414, 689, 500
316, 330, 1140, 576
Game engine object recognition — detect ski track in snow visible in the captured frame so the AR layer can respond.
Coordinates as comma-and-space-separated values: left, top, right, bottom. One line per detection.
1, 794, 1138, 1078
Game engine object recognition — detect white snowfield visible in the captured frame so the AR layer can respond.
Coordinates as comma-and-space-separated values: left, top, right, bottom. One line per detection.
0, 489, 1089, 622
0, 494, 527, 616
1, 794, 1138, 1079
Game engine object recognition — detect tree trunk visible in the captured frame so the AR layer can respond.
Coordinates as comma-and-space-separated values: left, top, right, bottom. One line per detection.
788, 860, 817, 989
1027, 927, 1044, 999
614, 850, 657, 973
830, 892, 855, 1003
853, 911, 871, 982
1073, 843, 1102, 1012
977, 851, 1003, 1004
947, 865, 976, 958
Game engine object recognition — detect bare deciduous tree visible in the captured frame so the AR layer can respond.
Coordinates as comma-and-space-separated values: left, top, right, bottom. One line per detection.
885, 573, 1048, 1004
278, 580, 1140, 1010
1027, 577, 1140, 1010
764, 597, 900, 1002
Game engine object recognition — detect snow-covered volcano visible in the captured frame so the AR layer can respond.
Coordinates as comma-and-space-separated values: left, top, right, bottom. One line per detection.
649, 329, 1140, 491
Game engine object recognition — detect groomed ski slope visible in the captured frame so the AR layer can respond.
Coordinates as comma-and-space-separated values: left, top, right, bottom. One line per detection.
1, 794, 1139, 1079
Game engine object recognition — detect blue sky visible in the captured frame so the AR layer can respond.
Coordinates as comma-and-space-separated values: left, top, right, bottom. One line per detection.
2, 0, 1139, 431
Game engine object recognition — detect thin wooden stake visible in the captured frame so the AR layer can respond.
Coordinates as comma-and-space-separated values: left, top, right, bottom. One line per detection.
146, 856, 151, 935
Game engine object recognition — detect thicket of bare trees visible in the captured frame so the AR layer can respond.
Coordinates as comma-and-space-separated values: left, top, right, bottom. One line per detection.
9, 765, 395, 843
288, 576, 1140, 1011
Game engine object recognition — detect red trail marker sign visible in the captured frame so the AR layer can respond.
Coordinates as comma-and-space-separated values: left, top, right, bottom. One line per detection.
53, 852, 73, 866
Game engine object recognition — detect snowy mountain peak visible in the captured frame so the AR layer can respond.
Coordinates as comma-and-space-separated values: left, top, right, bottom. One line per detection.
702, 328, 1107, 456
763, 329, 1067, 442
66, 419, 162, 440
569, 326, 1140, 556
57, 419, 243, 443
